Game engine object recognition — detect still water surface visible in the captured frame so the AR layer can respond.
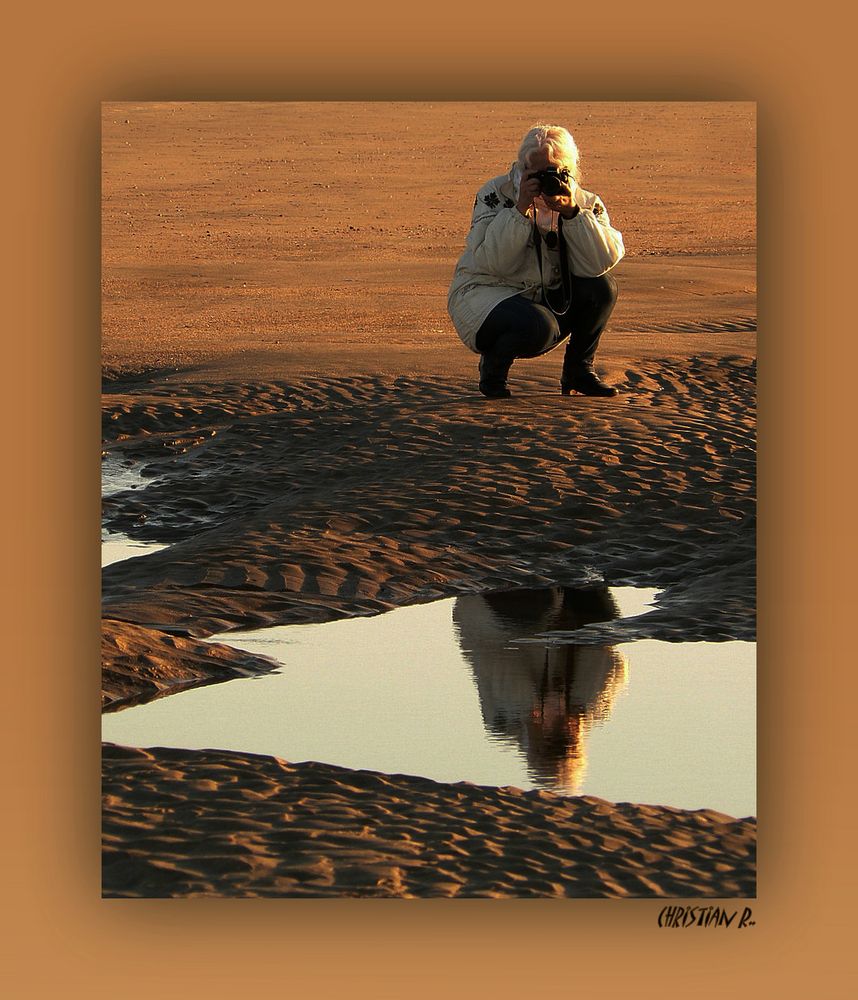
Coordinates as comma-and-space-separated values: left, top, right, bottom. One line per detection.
102, 586, 756, 816
102, 453, 152, 496
102, 530, 168, 567
102, 455, 168, 566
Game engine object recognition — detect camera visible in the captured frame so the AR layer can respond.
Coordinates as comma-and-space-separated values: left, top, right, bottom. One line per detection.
528, 166, 571, 197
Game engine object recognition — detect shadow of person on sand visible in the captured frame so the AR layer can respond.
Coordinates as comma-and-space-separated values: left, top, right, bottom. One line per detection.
452, 586, 628, 795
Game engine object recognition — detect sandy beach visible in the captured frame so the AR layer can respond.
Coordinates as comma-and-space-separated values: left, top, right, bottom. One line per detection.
102, 101, 756, 898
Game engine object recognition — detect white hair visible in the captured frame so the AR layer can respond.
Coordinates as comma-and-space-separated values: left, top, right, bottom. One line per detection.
517, 124, 581, 182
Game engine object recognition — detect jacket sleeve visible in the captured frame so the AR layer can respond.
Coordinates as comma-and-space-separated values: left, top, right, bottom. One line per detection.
562, 197, 625, 277
465, 198, 533, 278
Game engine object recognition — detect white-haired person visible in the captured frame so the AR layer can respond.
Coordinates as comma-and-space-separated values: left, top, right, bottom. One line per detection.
448, 124, 625, 398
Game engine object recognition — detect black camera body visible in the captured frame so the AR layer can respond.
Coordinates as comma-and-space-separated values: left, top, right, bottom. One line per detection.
529, 166, 571, 197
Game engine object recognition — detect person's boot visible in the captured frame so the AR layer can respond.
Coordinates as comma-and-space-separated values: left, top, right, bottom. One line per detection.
478, 353, 512, 398
561, 363, 618, 397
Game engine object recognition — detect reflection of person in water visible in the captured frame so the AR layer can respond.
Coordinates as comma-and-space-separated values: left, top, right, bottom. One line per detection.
452, 586, 628, 793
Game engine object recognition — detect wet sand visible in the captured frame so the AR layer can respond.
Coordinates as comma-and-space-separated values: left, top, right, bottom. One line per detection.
102, 101, 756, 897
103, 744, 755, 899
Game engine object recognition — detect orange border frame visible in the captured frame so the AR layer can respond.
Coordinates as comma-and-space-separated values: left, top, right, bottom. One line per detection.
4, 1, 852, 996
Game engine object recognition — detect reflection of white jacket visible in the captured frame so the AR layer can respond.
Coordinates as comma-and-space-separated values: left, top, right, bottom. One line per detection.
447, 165, 625, 351
452, 593, 628, 732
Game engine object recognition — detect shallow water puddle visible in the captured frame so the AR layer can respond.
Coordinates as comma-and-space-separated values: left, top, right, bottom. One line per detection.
102, 586, 756, 817
102, 453, 153, 497
102, 455, 169, 566
101, 530, 169, 568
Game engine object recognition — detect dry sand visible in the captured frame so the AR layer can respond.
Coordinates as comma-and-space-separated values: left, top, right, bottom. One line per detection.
101, 101, 756, 898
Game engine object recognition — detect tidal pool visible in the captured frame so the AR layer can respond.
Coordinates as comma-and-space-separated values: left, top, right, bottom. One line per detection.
102, 453, 153, 497
101, 530, 169, 568
102, 455, 169, 566
101, 586, 756, 817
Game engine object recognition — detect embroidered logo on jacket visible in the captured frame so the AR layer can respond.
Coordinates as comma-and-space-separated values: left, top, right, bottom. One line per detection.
482, 192, 500, 209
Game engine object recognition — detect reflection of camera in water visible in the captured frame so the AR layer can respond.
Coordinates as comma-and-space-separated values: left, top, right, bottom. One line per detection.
528, 166, 571, 196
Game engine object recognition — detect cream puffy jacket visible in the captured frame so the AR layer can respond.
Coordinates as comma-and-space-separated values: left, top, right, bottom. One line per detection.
447, 166, 625, 352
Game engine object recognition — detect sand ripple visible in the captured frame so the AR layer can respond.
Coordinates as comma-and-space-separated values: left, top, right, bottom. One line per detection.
103, 744, 756, 899
103, 356, 755, 662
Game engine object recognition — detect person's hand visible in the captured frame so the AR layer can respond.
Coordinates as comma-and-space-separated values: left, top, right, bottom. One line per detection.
516, 172, 542, 216
539, 184, 580, 218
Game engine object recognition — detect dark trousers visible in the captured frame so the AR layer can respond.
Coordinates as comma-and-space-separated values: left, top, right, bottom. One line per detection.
474, 273, 618, 388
